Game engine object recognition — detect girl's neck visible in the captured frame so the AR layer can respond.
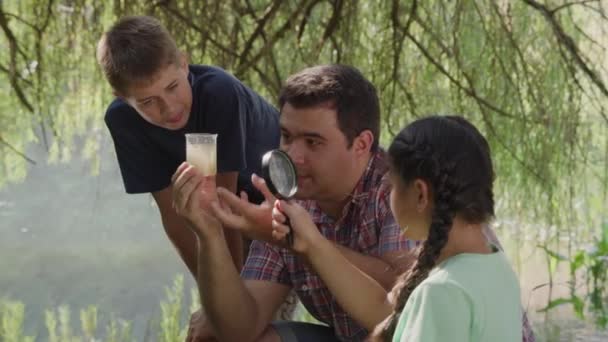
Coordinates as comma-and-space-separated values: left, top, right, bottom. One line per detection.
436, 217, 492, 265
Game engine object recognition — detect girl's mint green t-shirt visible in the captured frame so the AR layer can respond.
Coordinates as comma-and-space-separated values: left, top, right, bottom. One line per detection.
392, 251, 522, 342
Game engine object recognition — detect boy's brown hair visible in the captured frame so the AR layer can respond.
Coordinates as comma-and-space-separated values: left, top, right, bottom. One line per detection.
96, 16, 180, 94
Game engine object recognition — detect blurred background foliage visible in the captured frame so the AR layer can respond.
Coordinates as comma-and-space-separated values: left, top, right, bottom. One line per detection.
1, 0, 607, 340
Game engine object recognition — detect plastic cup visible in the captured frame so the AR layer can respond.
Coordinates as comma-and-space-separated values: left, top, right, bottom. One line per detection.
185, 133, 217, 176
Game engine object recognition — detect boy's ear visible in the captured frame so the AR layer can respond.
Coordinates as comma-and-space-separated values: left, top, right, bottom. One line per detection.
179, 52, 189, 69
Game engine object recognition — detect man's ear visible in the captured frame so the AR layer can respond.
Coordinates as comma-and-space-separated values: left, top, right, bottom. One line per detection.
413, 179, 431, 213
353, 129, 374, 156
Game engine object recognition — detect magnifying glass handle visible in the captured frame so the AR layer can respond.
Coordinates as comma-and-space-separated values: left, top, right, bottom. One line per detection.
283, 216, 294, 247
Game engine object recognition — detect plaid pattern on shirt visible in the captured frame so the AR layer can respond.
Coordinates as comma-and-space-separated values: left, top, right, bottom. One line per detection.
242, 151, 416, 341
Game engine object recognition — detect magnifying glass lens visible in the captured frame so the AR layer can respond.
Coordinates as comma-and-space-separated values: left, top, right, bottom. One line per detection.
268, 153, 296, 198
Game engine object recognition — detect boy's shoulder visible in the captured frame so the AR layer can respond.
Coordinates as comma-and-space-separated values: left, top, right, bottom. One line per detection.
104, 98, 136, 127
189, 64, 241, 92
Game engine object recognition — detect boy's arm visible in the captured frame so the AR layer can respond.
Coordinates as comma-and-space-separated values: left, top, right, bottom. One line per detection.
152, 171, 242, 278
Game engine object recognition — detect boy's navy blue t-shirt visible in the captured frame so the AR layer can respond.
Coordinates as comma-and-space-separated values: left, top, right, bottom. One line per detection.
104, 65, 280, 198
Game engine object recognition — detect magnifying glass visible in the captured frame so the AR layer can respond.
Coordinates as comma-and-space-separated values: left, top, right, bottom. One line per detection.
261, 149, 297, 247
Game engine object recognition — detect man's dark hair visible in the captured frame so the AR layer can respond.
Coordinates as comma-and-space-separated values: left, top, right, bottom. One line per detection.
278, 65, 380, 150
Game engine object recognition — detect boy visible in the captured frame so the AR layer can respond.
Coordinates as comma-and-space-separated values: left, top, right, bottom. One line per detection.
97, 15, 281, 316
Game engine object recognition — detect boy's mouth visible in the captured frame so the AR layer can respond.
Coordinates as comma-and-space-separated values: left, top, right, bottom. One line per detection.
167, 112, 183, 123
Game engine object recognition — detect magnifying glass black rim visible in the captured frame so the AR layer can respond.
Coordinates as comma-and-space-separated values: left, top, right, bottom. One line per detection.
261, 149, 298, 199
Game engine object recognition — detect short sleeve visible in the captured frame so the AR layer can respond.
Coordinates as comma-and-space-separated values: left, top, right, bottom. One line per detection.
196, 74, 248, 174
376, 179, 419, 254
395, 281, 472, 342
104, 102, 180, 194
241, 240, 291, 285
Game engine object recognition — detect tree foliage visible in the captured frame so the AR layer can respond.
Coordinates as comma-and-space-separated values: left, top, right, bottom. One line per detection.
1, 0, 607, 231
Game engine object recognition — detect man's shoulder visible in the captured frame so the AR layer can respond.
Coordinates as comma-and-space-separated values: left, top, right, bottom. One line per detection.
360, 150, 391, 197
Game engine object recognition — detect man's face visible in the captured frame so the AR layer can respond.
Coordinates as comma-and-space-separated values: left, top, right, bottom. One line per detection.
279, 102, 361, 202
120, 57, 192, 130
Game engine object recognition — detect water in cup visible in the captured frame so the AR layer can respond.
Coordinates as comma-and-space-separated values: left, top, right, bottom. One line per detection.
186, 133, 217, 176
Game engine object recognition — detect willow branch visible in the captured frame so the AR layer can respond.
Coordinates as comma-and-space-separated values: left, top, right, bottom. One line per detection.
550, 0, 598, 14
158, 1, 238, 58
523, 0, 608, 125
237, 0, 283, 70
0, 8, 34, 113
0, 135, 36, 165
236, 0, 321, 76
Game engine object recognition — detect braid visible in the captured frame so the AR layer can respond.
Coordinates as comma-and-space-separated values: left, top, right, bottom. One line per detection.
371, 145, 457, 341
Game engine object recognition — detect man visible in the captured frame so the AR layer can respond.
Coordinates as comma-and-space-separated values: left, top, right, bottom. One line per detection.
172, 64, 415, 341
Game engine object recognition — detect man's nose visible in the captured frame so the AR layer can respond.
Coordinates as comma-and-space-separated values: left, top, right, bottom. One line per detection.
284, 142, 306, 165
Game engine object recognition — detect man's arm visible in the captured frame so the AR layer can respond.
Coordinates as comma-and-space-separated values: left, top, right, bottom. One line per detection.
152, 171, 242, 278
153, 186, 199, 277
215, 172, 243, 271
198, 229, 290, 342
172, 166, 290, 342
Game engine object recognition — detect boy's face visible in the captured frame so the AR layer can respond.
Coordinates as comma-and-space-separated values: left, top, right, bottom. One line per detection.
279, 102, 367, 202
119, 57, 192, 130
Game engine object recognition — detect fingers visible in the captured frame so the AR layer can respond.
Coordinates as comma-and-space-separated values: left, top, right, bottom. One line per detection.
272, 227, 289, 241
172, 162, 191, 184
271, 202, 287, 224
210, 198, 246, 230
251, 174, 276, 203
216, 188, 248, 214
173, 167, 203, 215
271, 203, 290, 243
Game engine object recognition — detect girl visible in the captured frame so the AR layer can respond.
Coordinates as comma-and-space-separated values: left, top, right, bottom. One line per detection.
272, 115, 523, 341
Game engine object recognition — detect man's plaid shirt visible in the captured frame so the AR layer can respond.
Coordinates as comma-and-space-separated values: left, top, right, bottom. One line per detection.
242, 151, 413, 340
